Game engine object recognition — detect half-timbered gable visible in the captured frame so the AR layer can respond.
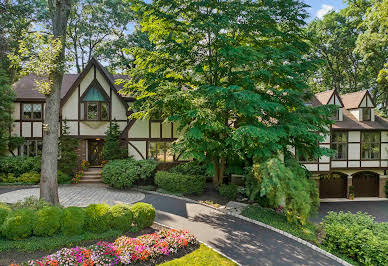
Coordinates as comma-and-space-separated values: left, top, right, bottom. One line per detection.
303, 89, 388, 198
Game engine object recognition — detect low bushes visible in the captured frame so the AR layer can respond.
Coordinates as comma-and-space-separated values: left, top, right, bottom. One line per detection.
20, 229, 198, 265
218, 184, 239, 200
18, 171, 40, 184
0, 156, 41, 177
62, 207, 85, 236
0, 198, 156, 240
110, 204, 133, 232
85, 203, 112, 233
322, 211, 388, 265
0, 170, 70, 184
1, 208, 35, 240
169, 161, 208, 177
33, 206, 63, 237
131, 202, 155, 229
102, 158, 157, 188
155, 171, 206, 195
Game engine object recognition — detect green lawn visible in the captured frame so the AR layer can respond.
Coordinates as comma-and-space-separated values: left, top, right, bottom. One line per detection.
242, 205, 319, 244
159, 244, 236, 266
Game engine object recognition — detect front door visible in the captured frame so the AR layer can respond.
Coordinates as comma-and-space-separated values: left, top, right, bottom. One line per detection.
88, 140, 104, 166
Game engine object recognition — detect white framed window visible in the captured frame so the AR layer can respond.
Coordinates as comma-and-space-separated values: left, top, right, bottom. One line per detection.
21, 140, 43, 157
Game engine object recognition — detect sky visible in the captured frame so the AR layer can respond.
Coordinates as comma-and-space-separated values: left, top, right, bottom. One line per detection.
305, 0, 346, 20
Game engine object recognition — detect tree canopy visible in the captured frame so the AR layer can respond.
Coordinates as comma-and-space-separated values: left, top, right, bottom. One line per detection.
122, 0, 335, 187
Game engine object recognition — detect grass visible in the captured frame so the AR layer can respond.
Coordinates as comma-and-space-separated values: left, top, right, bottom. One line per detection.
0, 230, 123, 252
242, 205, 319, 244
159, 244, 236, 266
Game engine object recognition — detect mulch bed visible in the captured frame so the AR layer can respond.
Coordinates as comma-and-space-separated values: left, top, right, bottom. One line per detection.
0, 223, 199, 266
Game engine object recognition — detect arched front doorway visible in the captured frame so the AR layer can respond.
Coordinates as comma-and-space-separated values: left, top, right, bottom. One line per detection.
352, 172, 379, 197
319, 172, 347, 198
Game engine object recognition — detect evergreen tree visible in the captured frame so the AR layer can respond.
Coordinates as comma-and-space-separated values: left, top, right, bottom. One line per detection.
0, 67, 16, 156
58, 120, 79, 175
103, 121, 127, 160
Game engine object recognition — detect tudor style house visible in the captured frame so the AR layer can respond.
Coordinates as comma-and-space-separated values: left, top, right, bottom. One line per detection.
300, 89, 388, 198
10, 58, 388, 199
11, 58, 182, 167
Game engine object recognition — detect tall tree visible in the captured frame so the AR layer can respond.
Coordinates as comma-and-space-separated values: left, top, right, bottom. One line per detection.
0, 67, 16, 156
38, 0, 72, 205
124, 0, 334, 186
66, 0, 133, 73
355, 0, 388, 113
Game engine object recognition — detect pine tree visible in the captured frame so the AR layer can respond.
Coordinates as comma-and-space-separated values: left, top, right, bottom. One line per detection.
103, 121, 127, 160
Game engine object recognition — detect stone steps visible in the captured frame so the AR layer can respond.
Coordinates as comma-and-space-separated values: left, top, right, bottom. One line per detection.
79, 167, 103, 184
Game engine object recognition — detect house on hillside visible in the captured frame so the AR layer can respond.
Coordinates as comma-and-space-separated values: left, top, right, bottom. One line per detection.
300, 89, 388, 198
10, 58, 388, 198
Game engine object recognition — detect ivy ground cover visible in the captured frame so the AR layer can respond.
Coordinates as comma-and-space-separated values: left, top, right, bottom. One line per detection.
12, 229, 198, 265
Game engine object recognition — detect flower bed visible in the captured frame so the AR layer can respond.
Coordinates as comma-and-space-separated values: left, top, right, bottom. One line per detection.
13, 229, 198, 265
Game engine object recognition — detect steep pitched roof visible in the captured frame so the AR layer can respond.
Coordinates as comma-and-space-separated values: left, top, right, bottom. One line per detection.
315, 89, 335, 105
12, 58, 133, 104
340, 90, 368, 109
333, 109, 388, 130
13, 74, 79, 101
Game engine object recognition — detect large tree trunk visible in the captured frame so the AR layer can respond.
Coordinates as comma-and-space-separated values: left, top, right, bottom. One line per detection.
40, 0, 72, 205
212, 157, 226, 187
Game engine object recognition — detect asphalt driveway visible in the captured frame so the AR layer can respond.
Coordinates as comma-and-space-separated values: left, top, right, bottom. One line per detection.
312, 201, 388, 223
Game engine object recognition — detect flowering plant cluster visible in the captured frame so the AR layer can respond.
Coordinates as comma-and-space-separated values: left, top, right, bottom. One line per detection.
72, 170, 83, 184
13, 229, 198, 266
81, 160, 90, 171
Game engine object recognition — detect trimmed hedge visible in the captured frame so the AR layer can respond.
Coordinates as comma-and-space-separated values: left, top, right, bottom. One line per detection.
218, 184, 239, 200
155, 171, 206, 195
0, 200, 156, 240
33, 207, 63, 237
169, 161, 208, 176
102, 158, 157, 188
62, 207, 86, 236
322, 211, 388, 265
85, 204, 112, 233
110, 204, 133, 232
131, 202, 155, 230
19, 171, 40, 184
1, 208, 35, 240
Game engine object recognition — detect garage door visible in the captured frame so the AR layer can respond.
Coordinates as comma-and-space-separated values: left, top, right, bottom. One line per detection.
320, 176, 347, 198
353, 173, 379, 197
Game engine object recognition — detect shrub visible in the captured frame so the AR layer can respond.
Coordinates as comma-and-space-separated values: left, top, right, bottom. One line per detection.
3, 173, 17, 183
0, 203, 10, 226
109, 204, 133, 232
58, 121, 80, 175
1, 208, 35, 240
33, 206, 63, 236
103, 122, 127, 160
62, 207, 86, 236
169, 161, 208, 176
322, 212, 388, 265
19, 171, 40, 184
85, 204, 112, 232
218, 184, 239, 200
57, 170, 72, 184
102, 158, 157, 188
131, 202, 155, 230
155, 171, 206, 195
13, 196, 52, 211
0, 156, 41, 177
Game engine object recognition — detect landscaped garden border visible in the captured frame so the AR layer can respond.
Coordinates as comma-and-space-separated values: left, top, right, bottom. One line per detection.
134, 188, 352, 266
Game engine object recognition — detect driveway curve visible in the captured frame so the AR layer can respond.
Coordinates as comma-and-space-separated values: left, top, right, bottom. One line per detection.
0, 185, 341, 265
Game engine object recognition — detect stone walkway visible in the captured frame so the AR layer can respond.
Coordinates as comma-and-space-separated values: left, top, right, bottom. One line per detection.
0, 185, 145, 207
0, 185, 342, 265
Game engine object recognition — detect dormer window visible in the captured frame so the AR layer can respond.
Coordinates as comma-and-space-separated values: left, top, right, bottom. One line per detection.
80, 81, 110, 121
362, 108, 371, 121
333, 109, 340, 121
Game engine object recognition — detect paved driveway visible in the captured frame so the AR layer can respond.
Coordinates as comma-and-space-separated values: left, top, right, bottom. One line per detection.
312, 201, 388, 223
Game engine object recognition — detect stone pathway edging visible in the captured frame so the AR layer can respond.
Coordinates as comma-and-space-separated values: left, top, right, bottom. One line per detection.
135, 188, 351, 266
153, 221, 241, 266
